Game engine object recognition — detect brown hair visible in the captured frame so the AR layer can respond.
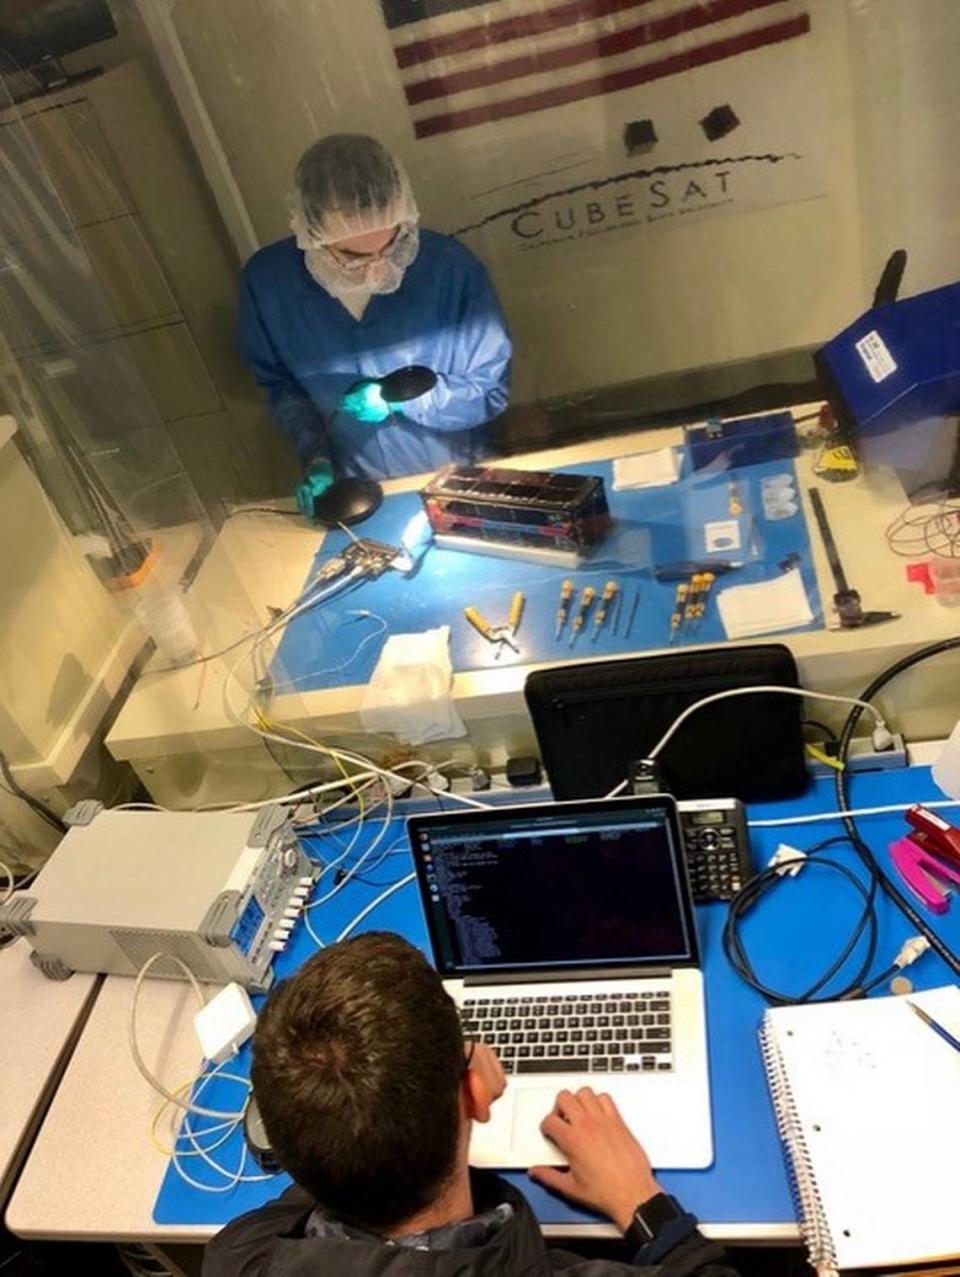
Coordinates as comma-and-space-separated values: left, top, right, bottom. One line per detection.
251, 932, 464, 1232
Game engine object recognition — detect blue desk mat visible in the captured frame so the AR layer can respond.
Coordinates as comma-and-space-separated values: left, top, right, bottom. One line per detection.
271, 455, 822, 694
154, 766, 959, 1228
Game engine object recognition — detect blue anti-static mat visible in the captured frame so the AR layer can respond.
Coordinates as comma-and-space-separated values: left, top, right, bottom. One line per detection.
154, 767, 960, 1228
270, 452, 823, 695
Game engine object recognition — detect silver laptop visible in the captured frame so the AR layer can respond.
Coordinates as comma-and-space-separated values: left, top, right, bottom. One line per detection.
408, 795, 713, 1170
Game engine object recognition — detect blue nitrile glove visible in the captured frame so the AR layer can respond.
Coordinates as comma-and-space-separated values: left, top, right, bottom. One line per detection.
340, 380, 394, 424
296, 458, 334, 518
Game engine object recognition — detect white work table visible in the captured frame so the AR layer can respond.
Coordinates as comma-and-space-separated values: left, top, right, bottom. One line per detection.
0, 941, 98, 1210
105, 410, 960, 808
6, 972, 208, 1245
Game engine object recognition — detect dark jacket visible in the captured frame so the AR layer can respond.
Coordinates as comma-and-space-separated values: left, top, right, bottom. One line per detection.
202, 1173, 739, 1277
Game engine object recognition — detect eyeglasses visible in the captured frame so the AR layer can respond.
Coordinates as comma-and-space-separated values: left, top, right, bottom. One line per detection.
325, 226, 403, 269
461, 1040, 476, 1078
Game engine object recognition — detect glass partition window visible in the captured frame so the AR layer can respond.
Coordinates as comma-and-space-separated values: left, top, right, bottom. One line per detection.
0, 0, 958, 811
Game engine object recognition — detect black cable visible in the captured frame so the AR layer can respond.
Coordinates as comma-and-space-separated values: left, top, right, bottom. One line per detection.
0, 751, 67, 835
834, 636, 960, 978
843, 961, 901, 1000
802, 718, 839, 751
722, 836, 879, 1005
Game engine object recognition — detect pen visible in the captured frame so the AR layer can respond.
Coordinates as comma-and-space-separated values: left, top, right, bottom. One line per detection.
907, 1000, 960, 1055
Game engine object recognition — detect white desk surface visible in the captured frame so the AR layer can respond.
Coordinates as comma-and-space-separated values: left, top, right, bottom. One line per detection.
6, 972, 210, 1244
0, 941, 98, 1210
106, 409, 960, 781
5, 967, 797, 1245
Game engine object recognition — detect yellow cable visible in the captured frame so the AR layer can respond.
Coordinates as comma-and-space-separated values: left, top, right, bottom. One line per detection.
805, 742, 845, 772
254, 710, 368, 818
150, 1079, 201, 1157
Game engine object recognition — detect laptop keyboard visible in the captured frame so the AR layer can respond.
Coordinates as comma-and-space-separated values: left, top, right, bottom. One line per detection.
459, 989, 673, 1075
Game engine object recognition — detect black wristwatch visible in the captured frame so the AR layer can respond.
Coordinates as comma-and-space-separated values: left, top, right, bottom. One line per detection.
623, 1192, 684, 1251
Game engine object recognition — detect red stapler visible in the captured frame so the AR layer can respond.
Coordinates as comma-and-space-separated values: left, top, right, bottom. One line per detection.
889, 805, 960, 915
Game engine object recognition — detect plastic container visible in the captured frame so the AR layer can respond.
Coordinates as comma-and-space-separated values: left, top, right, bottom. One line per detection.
929, 557, 960, 606
933, 720, 960, 799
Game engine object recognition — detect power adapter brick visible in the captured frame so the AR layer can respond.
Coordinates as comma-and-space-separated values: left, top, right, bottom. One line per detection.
193, 982, 258, 1065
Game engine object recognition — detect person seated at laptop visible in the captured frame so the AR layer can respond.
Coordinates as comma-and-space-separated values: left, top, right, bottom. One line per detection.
202, 933, 738, 1277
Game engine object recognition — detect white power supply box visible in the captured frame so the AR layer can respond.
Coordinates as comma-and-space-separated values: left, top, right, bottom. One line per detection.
0, 805, 319, 990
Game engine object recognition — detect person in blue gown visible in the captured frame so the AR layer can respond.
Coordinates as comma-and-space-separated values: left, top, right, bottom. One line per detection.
237, 134, 512, 511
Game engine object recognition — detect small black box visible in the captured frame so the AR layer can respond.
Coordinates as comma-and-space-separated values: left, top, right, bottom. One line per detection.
700, 104, 740, 141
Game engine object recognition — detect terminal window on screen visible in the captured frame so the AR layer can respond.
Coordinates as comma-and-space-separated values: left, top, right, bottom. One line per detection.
424, 818, 690, 970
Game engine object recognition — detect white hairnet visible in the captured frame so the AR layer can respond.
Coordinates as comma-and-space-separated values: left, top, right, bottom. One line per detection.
290, 135, 420, 309
291, 134, 419, 245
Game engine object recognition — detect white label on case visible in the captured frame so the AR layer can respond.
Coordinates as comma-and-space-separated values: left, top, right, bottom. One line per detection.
855, 330, 897, 383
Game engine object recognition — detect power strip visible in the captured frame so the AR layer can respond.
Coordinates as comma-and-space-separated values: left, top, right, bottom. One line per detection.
807, 732, 908, 778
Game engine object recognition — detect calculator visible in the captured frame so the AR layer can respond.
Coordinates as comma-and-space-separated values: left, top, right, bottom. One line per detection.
677, 797, 753, 903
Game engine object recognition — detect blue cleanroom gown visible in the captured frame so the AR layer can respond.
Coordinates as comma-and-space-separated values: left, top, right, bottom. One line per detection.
237, 231, 512, 480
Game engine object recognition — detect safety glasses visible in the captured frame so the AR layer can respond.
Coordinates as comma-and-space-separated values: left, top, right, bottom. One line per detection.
324, 225, 404, 269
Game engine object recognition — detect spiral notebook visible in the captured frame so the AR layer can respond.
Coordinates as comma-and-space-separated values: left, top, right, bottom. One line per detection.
760, 986, 960, 1274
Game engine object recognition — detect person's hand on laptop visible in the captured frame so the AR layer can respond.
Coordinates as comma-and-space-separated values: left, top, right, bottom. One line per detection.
464, 1042, 507, 1116
529, 1088, 661, 1230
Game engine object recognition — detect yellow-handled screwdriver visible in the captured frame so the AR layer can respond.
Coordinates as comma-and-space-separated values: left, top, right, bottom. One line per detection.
683, 573, 705, 631
555, 579, 575, 639
508, 591, 525, 638
569, 586, 596, 647
592, 579, 619, 640
690, 572, 716, 633
668, 581, 690, 643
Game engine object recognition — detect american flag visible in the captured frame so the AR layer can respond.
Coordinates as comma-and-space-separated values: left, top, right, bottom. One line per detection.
381, 0, 811, 139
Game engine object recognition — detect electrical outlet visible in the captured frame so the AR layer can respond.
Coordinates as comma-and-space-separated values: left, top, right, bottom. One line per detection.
807, 732, 907, 778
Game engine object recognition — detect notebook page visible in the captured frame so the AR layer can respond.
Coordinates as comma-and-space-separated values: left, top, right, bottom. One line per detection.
765, 986, 960, 1270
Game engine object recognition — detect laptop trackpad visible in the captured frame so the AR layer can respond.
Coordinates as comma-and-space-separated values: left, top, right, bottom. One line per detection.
511, 1089, 564, 1162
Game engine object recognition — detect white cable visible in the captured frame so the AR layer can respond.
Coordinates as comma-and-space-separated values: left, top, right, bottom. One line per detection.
170, 1068, 274, 1192
336, 872, 417, 942
179, 1115, 272, 1188
748, 798, 960, 828
320, 743, 492, 811
268, 609, 389, 689
234, 714, 492, 813
228, 606, 493, 813
0, 859, 14, 905
348, 835, 409, 879
308, 804, 396, 911
128, 953, 246, 1121
646, 685, 889, 762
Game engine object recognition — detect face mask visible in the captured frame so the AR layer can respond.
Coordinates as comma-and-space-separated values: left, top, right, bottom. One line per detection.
293, 214, 420, 302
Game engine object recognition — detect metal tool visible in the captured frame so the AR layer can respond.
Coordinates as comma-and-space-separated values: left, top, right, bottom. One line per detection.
654, 560, 742, 583
623, 588, 640, 640
569, 586, 596, 647
555, 579, 575, 639
668, 582, 690, 643
464, 606, 520, 655
592, 580, 619, 640
808, 487, 900, 628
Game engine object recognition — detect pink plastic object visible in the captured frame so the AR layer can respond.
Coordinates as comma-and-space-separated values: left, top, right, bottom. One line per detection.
890, 835, 960, 915
906, 563, 935, 595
